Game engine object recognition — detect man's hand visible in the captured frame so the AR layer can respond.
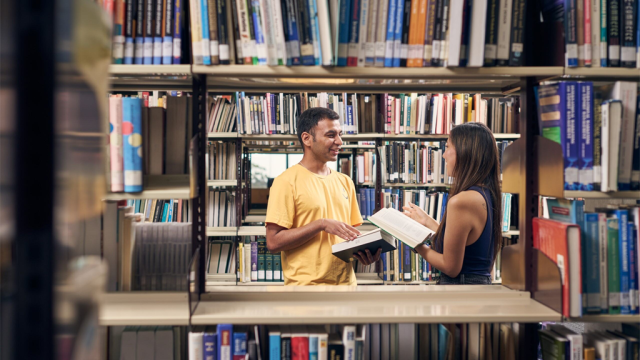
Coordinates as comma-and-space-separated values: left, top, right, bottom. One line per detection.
322, 219, 361, 241
353, 248, 382, 266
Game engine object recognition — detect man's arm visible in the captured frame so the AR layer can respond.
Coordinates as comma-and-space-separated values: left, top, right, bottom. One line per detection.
266, 220, 361, 253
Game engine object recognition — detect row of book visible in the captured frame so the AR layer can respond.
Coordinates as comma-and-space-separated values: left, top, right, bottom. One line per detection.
126, 198, 191, 223
536, 198, 640, 318
109, 93, 192, 192
207, 141, 238, 180
236, 236, 284, 282
118, 326, 184, 360
539, 323, 640, 360
378, 141, 451, 186
101, 0, 187, 64
187, 0, 527, 67
536, 80, 638, 192
206, 237, 237, 275
208, 96, 237, 133
562, 0, 640, 68
188, 322, 521, 360
207, 190, 238, 227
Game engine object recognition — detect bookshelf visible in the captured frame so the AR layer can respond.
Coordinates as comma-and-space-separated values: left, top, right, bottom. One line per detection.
564, 191, 640, 199
100, 292, 190, 326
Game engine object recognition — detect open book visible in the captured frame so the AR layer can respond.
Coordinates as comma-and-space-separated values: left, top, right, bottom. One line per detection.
368, 208, 435, 248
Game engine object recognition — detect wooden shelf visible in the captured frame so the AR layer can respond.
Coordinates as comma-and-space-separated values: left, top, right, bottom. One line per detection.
109, 65, 192, 90
207, 180, 238, 187
206, 227, 238, 236
238, 226, 266, 236
104, 177, 192, 200
569, 315, 640, 323
99, 292, 190, 326
564, 190, 640, 199
208, 132, 239, 139
563, 67, 640, 79
109, 64, 192, 75
193, 285, 561, 324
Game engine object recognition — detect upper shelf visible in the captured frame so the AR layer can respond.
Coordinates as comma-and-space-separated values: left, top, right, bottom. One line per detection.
109, 65, 192, 90
104, 175, 193, 200
100, 292, 190, 326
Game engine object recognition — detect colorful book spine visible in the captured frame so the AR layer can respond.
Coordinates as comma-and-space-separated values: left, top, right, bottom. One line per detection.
204, 331, 217, 360
579, 82, 594, 190
337, 0, 352, 66
153, 0, 164, 64
218, 324, 233, 360
252, 0, 267, 64
309, 335, 319, 360
269, 330, 281, 359
584, 0, 592, 66
565, 0, 578, 66
347, 0, 361, 66
257, 238, 266, 281
384, 0, 397, 67
584, 213, 602, 313
298, 0, 315, 65
109, 97, 124, 192
173, 0, 183, 64
200, 0, 213, 64
308, 0, 323, 65
163, 0, 174, 64
608, 216, 622, 314
392, 0, 405, 67
619, 213, 631, 314
600, 0, 608, 66
232, 332, 247, 360
620, 0, 637, 67
629, 222, 639, 313
122, 97, 143, 192
285, 0, 302, 65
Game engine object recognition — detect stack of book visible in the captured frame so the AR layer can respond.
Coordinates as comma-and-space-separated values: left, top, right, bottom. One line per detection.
536, 198, 640, 318
187, 0, 527, 67
125, 198, 191, 223
208, 96, 238, 133
539, 323, 640, 360
109, 92, 192, 193
382, 94, 519, 135
562, 0, 640, 68
236, 237, 284, 283
102, 0, 187, 64
187, 322, 520, 360
207, 141, 237, 180
119, 326, 185, 360
536, 81, 639, 192
207, 190, 237, 227
206, 238, 237, 276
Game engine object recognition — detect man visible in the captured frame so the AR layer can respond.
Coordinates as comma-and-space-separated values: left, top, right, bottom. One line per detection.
265, 107, 381, 285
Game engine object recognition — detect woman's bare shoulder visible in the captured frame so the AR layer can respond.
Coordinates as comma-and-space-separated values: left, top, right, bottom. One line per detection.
448, 190, 486, 212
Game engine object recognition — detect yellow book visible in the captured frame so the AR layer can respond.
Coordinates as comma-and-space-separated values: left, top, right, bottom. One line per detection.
467, 95, 473, 123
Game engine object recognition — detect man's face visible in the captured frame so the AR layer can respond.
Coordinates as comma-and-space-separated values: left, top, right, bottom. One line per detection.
304, 119, 343, 162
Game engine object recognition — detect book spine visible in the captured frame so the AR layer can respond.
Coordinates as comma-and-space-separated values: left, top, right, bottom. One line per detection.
620, 213, 631, 314
269, 333, 281, 359
633, 94, 640, 189
123, 98, 143, 192
124, 0, 135, 64
429, 0, 442, 66
577, 0, 585, 66
113, 0, 126, 64
163, 0, 174, 63
258, 238, 266, 281
592, 0, 601, 66
298, 0, 315, 65
437, 0, 449, 66
109, 97, 124, 192
347, 0, 361, 66
364, 0, 379, 66
308, 0, 323, 65
508, 0, 524, 65
593, 91, 603, 190
154, 0, 165, 63
484, 0, 499, 66
252, 0, 268, 64
384, 0, 397, 67
406, 0, 421, 67
458, 0, 472, 66
218, 0, 231, 64
598, 213, 609, 312
337, 0, 352, 66
621, 0, 637, 67
135, 0, 145, 64
272, 0, 289, 65
601, 0, 608, 66
173, 0, 183, 63
357, 0, 370, 67
584, 213, 602, 313
286, 0, 302, 65
392, 0, 406, 67
235, 0, 253, 63
629, 222, 639, 313
579, 82, 594, 190
251, 240, 258, 281
564, 82, 580, 190
204, 333, 217, 360
375, 0, 389, 66
608, 0, 621, 66
496, 0, 512, 65
218, 325, 233, 360
207, 0, 220, 64
145, 0, 156, 64
584, 0, 592, 65
608, 217, 622, 314
233, 332, 247, 360
565, 0, 578, 66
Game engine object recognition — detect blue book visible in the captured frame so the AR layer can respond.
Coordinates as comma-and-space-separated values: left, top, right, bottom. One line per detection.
347, 0, 360, 66
337, 0, 352, 66
359, 188, 366, 219
251, 0, 267, 64
134, 36, 144, 64
217, 324, 233, 360
583, 213, 602, 313
167, 199, 174, 222
173, 0, 182, 64
613, 210, 631, 314
437, 325, 450, 360
546, 198, 584, 225
632, 95, 640, 190
233, 331, 248, 359
309, 334, 319, 360
578, 82, 594, 191
502, 193, 512, 232
392, 0, 405, 67
406, 96, 411, 134
630, 222, 639, 313
144, 35, 154, 64
203, 331, 217, 360
403, 241, 411, 280
308, 0, 322, 65
346, 105, 353, 134
565, 81, 580, 190
123, 98, 143, 192
200, 0, 212, 65
161, 203, 169, 222
269, 329, 281, 360
285, 0, 301, 65
384, 0, 397, 67
564, 0, 578, 66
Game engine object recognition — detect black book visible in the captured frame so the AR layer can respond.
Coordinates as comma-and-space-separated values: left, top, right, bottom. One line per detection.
217, 0, 230, 64
230, 0, 243, 64
144, 0, 154, 40
620, 0, 637, 67
484, 0, 499, 66
509, 0, 526, 66
164, 0, 173, 39
399, 0, 412, 67
153, 200, 164, 222
608, 0, 621, 67
173, 201, 179, 222
430, 0, 444, 66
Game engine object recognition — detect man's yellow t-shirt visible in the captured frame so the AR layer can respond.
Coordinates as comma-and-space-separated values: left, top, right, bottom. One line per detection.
265, 164, 363, 285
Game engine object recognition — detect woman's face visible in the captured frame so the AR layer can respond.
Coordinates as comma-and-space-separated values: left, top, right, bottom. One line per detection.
443, 139, 456, 177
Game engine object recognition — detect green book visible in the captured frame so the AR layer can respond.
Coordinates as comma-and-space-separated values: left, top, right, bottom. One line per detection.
399, 94, 405, 133
257, 238, 267, 282
538, 330, 568, 360
273, 253, 282, 282
410, 249, 416, 281
265, 252, 274, 282
607, 217, 621, 314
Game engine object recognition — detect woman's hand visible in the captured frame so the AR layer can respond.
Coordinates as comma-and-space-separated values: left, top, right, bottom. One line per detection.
402, 203, 439, 231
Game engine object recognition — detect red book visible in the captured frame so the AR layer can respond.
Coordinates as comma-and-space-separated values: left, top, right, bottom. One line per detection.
291, 332, 310, 360
584, 0, 592, 66
532, 217, 583, 318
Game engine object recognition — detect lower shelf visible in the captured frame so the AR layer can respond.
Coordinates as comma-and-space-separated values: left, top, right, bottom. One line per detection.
569, 315, 640, 323
99, 292, 189, 326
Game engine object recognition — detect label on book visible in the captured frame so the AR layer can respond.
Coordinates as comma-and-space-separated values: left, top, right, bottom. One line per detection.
621, 47, 635, 62
621, 292, 630, 307
113, 43, 124, 58
266, 271, 273, 281
236, 40, 244, 58
124, 42, 134, 59
276, 45, 285, 62
431, 40, 441, 60
257, 44, 268, 59
609, 292, 621, 306
274, 271, 281, 280
114, 35, 125, 44
484, 44, 497, 59
258, 270, 265, 279
289, 40, 300, 58
162, 41, 172, 57
210, 40, 220, 56
173, 39, 181, 58
400, 44, 408, 59
385, 41, 394, 58
375, 42, 386, 57
600, 43, 607, 59
511, 43, 523, 53
144, 42, 153, 58
566, 44, 578, 59
584, 45, 592, 63
300, 44, 314, 57
338, 43, 349, 58
632, 170, 640, 182
348, 43, 359, 58
242, 41, 252, 58
135, 43, 144, 59
153, 41, 162, 57
594, 165, 602, 183
365, 43, 375, 58
608, 45, 620, 60
220, 44, 230, 61
578, 45, 585, 60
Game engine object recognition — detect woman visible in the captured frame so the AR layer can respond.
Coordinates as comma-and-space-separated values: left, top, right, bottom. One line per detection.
403, 122, 502, 285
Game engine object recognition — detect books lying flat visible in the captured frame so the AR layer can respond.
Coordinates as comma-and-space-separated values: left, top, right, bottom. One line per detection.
331, 229, 397, 263
368, 208, 436, 248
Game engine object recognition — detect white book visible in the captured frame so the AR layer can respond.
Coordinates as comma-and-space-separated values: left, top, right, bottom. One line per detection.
259, 0, 278, 65
368, 208, 435, 248
599, 331, 625, 360
317, 0, 334, 65
591, 0, 601, 67
365, 0, 379, 66
188, 331, 204, 360
447, 0, 464, 66
358, 0, 370, 66
270, 0, 288, 64
188, 0, 203, 64
496, 0, 513, 63
611, 82, 638, 190
342, 326, 356, 360
375, 0, 389, 67
601, 100, 622, 192
468, 0, 487, 66
548, 325, 583, 360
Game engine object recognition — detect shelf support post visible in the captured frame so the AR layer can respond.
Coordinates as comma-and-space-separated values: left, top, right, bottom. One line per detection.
192, 73, 207, 295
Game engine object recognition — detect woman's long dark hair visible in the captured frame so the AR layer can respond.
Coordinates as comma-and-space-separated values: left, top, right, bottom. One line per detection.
433, 122, 502, 265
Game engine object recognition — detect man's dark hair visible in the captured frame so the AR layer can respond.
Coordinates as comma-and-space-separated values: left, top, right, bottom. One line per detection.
296, 107, 340, 148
